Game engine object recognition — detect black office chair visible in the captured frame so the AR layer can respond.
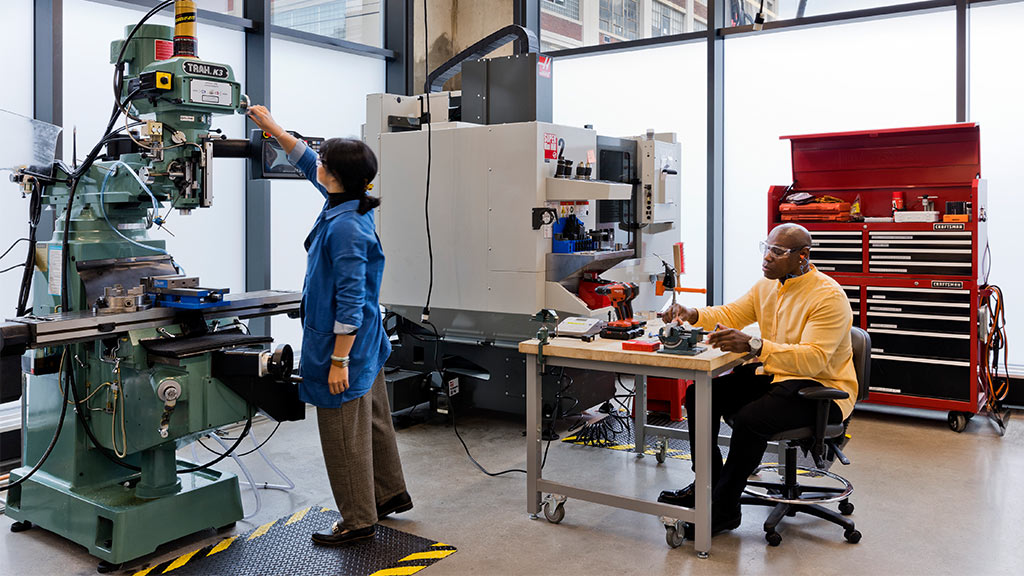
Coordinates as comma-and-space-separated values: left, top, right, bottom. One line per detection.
740, 327, 869, 546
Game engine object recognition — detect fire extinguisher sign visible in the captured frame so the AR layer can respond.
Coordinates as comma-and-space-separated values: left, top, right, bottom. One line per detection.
544, 132, 559, 160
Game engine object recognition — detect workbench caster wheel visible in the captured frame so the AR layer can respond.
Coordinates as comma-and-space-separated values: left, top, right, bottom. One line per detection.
543, 501, 565, 524
839, 500, 854, 516
844, 529, 862, 544
765, 530, 782, 547
665, 524, 684, 548
9, 520, 32, 533
655, 440, 668, 464
947, 411, 968, 433
96, 561, 123, 574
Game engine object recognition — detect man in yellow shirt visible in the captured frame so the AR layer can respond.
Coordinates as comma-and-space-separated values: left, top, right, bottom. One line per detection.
658, 223, 857, 537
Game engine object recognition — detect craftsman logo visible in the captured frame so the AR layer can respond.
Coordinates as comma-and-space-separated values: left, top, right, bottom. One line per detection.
183, 61, 229, 79
538, 55, 552, 79
931, 281, 964, 289
544, 132, 559, 160
933, 223, 965, 231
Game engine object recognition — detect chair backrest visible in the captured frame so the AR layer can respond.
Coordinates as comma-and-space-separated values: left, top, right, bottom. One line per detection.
850, 327, 871, 402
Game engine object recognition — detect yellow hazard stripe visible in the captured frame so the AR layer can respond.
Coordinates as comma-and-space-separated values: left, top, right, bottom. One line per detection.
133, 567, 156, 576
400, 549, 457, 562
207, 536, 237, 557
163, 548, 200, 573
286, 507, 311, 526
432, 542, 449, 547
368, 567, 427, 576
248, 520, 277, 541
607, 444, 634, 450
321, 507, 332, 512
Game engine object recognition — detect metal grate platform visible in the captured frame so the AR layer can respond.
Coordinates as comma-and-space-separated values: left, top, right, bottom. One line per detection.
131, 507, 456, 576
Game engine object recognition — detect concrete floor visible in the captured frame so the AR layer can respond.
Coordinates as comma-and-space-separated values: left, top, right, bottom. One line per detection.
1, 403, 1023, 575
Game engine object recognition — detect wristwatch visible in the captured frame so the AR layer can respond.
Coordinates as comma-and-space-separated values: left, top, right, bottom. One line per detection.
748, 336, 763, 357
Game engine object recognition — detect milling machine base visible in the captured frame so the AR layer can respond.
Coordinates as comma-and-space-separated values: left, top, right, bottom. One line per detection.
4, 463, 243, 565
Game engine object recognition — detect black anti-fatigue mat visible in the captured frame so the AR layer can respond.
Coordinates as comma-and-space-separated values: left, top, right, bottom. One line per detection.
131, 507, 456, 576
561, 412, 840, 471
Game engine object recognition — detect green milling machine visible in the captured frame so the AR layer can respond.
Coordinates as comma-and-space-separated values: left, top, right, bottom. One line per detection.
0, 1, 304, 570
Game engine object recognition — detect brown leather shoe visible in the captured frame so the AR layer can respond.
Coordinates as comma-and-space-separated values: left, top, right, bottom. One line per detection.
377, 491, 414, 519
311, 522, 375, 546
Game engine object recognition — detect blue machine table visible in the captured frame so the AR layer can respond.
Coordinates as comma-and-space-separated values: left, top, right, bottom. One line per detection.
519, 333, 750, 557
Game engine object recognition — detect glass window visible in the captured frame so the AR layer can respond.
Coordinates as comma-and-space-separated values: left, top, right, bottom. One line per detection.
652, 0, 685, 37
730, 1, 926, 27
553, 43, 709, 305
970, 1, 1024, 370
198, 0, 244, 17
600, 0, 640, 40
722, 10, 956, 302
272, 0, 383, 48
543, 0, 581, 21
544, 1, 708, 51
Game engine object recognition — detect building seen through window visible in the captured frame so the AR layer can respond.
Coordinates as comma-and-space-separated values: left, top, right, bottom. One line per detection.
271, 0, 383, 47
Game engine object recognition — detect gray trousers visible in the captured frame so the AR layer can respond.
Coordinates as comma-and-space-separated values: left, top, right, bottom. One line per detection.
316, 370, 408, 530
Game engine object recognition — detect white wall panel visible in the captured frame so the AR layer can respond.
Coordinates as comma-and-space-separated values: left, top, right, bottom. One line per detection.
0, 0, 40, 316
723, 11, 955, 303
269, 38, 385, 348
553, 43, 708, 309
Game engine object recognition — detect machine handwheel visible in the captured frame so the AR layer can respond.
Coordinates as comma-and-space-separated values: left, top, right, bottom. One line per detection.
765, 530, 782, 547
665, 525, 684, 548
844, 529, 862, 544
947, 411, 968, 433
10, 520, 32, 533
543, 501, 565, 524
656, 440, 668, 464
838, 500, 854, 515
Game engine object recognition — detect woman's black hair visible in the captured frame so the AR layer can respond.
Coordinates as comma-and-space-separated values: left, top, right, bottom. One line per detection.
319, 137, 381, 215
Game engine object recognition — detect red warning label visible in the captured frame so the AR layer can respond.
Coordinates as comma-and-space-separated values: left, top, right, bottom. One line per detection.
155, 39, 174, 60
538, 55, 552, 79
544, 133, 558, 160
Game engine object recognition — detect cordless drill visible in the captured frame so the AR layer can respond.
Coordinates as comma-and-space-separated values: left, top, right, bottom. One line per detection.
595, 282, 645, 340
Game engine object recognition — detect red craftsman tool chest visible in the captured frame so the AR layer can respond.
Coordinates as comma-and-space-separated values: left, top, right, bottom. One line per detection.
767, 123, 987, 432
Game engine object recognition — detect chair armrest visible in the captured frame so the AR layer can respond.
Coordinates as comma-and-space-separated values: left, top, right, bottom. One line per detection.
798, 386, 849, 401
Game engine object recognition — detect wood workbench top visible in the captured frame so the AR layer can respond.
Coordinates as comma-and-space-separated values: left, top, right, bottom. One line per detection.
519, 321, 750, 372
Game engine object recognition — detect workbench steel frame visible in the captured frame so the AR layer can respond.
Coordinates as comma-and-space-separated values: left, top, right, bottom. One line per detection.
523, 346, 750, 558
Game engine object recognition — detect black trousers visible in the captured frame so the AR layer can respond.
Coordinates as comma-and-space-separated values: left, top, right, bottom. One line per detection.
683, 364, 842, 508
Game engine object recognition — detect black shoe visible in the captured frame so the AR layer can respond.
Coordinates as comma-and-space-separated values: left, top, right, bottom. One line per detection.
683, 504, 742, 540
376, 491, 414, 519
658, 483, 696, 508
311, 522, 376, 546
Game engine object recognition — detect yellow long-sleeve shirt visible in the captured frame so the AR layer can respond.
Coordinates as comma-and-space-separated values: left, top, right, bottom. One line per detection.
693, 266, 858, 419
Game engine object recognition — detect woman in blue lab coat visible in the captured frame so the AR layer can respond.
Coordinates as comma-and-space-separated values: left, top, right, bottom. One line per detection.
248, 105, 412, 546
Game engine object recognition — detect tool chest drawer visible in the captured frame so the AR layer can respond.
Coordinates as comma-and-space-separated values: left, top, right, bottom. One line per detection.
867, 329, 971, 361
867, 231, 973, 276
840, 285, 860, 323
869, 356, 971, 402
865, 284, 971, 341
811, 231, 863, 273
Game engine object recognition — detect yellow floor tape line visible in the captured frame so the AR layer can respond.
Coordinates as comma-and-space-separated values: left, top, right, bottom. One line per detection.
247, 520, 277, 541
162, 549, 200, 574
206, 536, 237, 557
369, 566, 427, 576
285, 507, 311, 526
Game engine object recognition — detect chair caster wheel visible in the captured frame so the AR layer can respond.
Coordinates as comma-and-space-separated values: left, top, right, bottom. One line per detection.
839, 501, 854, 515
10, 521, 32, 533
766, 530, 782, 547
844, 529, 862, 544
97, 561, 123, 574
